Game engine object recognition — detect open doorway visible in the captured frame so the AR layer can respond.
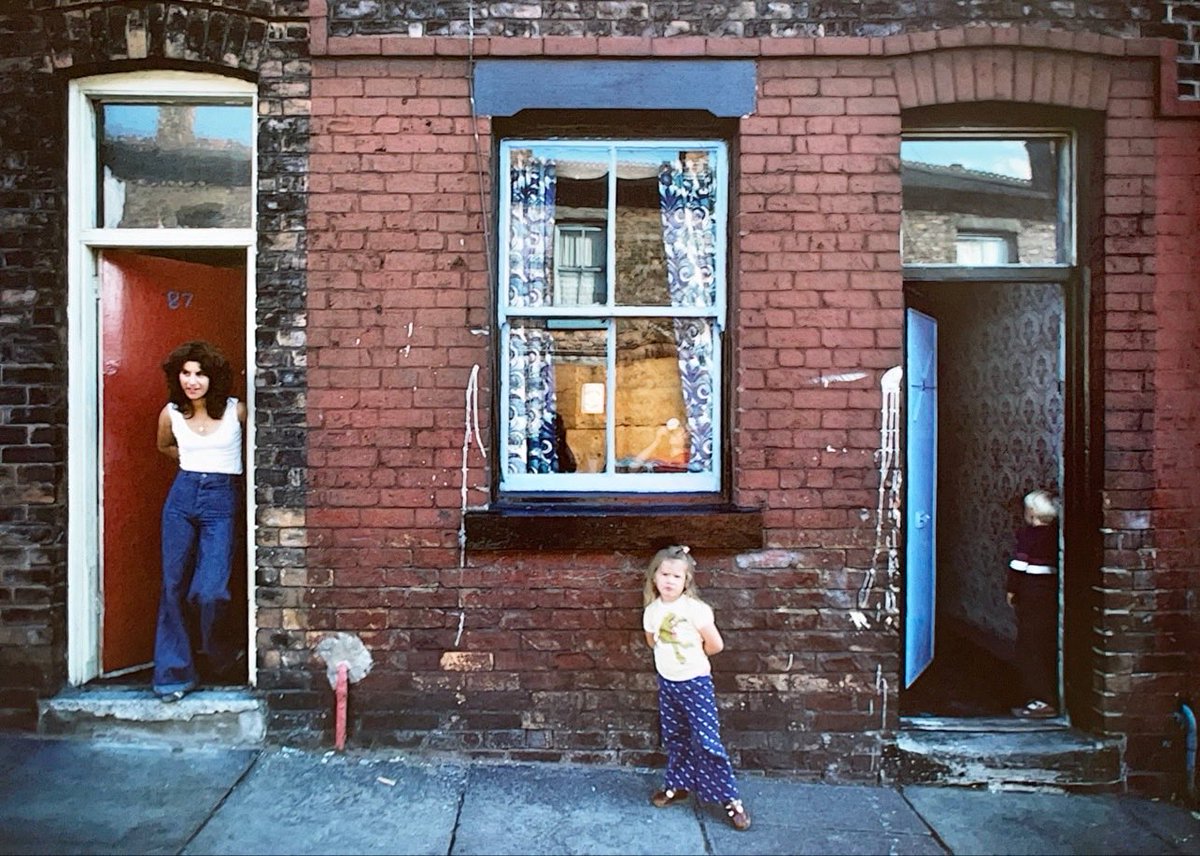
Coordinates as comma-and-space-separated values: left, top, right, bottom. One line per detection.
96, 249, 249, 686
901, 280, 1064, 718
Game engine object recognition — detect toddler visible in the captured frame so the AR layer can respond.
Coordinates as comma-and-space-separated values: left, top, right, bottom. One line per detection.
643, 545, 750, 831
1007, 489, 1060, 719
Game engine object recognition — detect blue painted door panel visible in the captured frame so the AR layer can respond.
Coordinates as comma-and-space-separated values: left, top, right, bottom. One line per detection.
905, 309, 937, 688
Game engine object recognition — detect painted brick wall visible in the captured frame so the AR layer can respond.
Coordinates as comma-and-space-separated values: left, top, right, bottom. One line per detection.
301, 52, 902, 775
0, 0, 310, 728
299, 28, 1198, 793
1142, 115, 1200, 793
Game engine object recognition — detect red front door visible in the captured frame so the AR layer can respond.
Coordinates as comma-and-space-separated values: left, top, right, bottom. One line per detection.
99, 250, 246, 674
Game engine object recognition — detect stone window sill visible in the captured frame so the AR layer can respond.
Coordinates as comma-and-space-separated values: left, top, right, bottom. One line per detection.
463, 503, 764, 552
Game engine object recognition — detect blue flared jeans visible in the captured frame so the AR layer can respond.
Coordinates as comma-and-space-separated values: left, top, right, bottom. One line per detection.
153, 470, 238, 695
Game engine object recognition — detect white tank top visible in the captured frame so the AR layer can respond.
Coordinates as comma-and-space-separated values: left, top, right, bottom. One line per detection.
169, 397, 243, 475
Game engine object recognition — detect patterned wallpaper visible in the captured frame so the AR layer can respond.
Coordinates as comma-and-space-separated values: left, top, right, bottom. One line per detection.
931, 282, 1063, 653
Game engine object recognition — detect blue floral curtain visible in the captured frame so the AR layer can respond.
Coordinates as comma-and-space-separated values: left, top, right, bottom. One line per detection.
508, 153, 556, 308
659, 156, 716, 472
506, 153, 560, 473
507, 326, 560, 474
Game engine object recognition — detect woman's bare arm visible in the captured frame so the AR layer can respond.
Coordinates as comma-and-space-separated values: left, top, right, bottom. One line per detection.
157, 406, 179, 460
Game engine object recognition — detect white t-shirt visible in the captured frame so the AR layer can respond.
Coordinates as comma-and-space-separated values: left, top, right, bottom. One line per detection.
169, 397, 243, 475
643, 595, 715, 682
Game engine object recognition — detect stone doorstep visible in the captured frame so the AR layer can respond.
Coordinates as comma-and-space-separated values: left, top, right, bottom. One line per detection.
38, 687, 267, 746
891, 718, 1126, 791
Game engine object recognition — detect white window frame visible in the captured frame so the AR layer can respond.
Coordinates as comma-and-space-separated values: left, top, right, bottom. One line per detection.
498, 139, 728, 494
66, 72, 258, 685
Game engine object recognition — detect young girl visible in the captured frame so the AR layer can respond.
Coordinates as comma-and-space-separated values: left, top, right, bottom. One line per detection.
153, 340, 246, 702
643, 545, 750, 831
1006, 489, 1060, 719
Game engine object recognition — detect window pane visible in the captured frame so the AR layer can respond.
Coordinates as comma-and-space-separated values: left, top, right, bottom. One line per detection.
98, 103, 253, 228
901, 138, 1062, 265
615, 318, 714, 474
506, 321, 607, 475
510, 147, 610, 308
553, 225, 605, 306
615, 147, 718, 307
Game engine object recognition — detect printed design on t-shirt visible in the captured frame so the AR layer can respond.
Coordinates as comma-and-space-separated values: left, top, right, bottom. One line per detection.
657, 612, 694, 664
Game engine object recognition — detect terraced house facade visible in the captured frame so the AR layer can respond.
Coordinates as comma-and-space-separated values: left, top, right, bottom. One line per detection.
2, 0, 1198, 797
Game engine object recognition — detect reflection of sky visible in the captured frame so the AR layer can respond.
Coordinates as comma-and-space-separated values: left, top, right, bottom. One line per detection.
901, 140, 1031, 180
104, 104, 252, 145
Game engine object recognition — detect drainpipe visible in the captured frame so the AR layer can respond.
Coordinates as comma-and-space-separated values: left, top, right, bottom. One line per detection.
1172, 697, 1197, 803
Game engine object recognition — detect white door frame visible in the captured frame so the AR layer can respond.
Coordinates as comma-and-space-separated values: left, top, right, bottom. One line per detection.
66, 72, 258, 685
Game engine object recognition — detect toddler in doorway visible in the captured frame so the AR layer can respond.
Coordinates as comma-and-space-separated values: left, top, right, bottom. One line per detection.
1007, 489, 1060, 719
643, 545, 751, 831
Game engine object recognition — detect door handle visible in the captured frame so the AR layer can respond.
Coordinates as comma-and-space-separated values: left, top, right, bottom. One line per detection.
916, 511, 931, 528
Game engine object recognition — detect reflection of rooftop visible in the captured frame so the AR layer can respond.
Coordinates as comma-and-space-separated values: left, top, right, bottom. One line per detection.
102, 138, 252, 185
901, 160, 1036, 191
901, 159, 1054, 220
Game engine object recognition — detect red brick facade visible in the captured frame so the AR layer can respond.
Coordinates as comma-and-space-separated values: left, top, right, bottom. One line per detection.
299, 26, 1200, 789
1, 1, 1197, 798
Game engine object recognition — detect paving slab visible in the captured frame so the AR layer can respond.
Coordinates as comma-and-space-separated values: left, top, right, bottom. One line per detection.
0, 735, 256, 856
185, 747, 466, 856
701, 776, 946, 855
452, 762, 705, 855
903, 785, 1200, 855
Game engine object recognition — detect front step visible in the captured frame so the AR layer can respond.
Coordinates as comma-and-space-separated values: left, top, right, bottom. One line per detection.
890, 718, 1125, 791
38, 687, 266, 746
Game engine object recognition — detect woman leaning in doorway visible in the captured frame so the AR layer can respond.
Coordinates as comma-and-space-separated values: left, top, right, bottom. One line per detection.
153, 340, 246, 702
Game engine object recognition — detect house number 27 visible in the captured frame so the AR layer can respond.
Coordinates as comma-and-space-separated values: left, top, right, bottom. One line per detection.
166, 291, 194, 310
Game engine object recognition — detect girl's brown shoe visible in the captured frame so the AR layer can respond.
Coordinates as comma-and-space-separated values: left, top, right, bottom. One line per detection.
724, 799, 751, 831
650, 788, 689, 807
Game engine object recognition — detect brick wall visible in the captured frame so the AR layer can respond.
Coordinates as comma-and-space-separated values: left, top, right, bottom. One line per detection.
1143, 115, 1200, 793
0, 8, 67, 728
298, 26, 1198, 791
324, 0, 1200, 99
1162, 0, 1200, 97
0, 0, 309, 728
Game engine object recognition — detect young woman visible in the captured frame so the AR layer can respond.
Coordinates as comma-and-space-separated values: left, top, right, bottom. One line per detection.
153, 340, 246, 702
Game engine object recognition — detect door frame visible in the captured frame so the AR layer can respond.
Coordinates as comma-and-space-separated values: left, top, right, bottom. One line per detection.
901, 274, 1076, 719
66, 72, 258, 686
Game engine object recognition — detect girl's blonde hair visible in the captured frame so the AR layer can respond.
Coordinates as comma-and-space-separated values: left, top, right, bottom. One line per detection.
1024, 489, 1059, 525
644, 544, 701, 606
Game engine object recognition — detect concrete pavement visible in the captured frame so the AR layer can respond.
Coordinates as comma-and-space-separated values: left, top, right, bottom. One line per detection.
1, 733, 1198, 855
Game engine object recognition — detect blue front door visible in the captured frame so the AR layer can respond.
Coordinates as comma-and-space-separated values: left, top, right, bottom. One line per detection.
905, 308, 937, 688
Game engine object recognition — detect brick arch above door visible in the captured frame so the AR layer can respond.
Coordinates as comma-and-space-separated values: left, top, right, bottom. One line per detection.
891, 46, 1115, 112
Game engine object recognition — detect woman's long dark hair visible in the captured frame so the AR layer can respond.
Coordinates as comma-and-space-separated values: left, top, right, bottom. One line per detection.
162, 340, 233, 419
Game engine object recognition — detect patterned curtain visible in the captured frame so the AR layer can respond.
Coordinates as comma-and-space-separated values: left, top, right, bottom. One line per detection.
659, 156, 716, 472
507, 326, 560, 474
506, 153, 560, 473
508, 153, 556, 308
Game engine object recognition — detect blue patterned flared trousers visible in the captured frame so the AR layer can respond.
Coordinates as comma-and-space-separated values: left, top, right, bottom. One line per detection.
657, 674, 740, 803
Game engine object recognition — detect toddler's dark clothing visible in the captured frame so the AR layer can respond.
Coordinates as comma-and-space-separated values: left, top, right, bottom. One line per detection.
1008, 523, 1058, 706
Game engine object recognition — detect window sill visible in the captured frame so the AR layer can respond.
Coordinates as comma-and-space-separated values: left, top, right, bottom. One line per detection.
463, 503, 764, 552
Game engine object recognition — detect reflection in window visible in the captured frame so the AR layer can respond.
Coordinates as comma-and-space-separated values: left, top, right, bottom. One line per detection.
554, 225, 605, 306
97, 103, 253, 228
955, 233, 1013, 265
501, 140, 725, 492
901, 137, 1066, 265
